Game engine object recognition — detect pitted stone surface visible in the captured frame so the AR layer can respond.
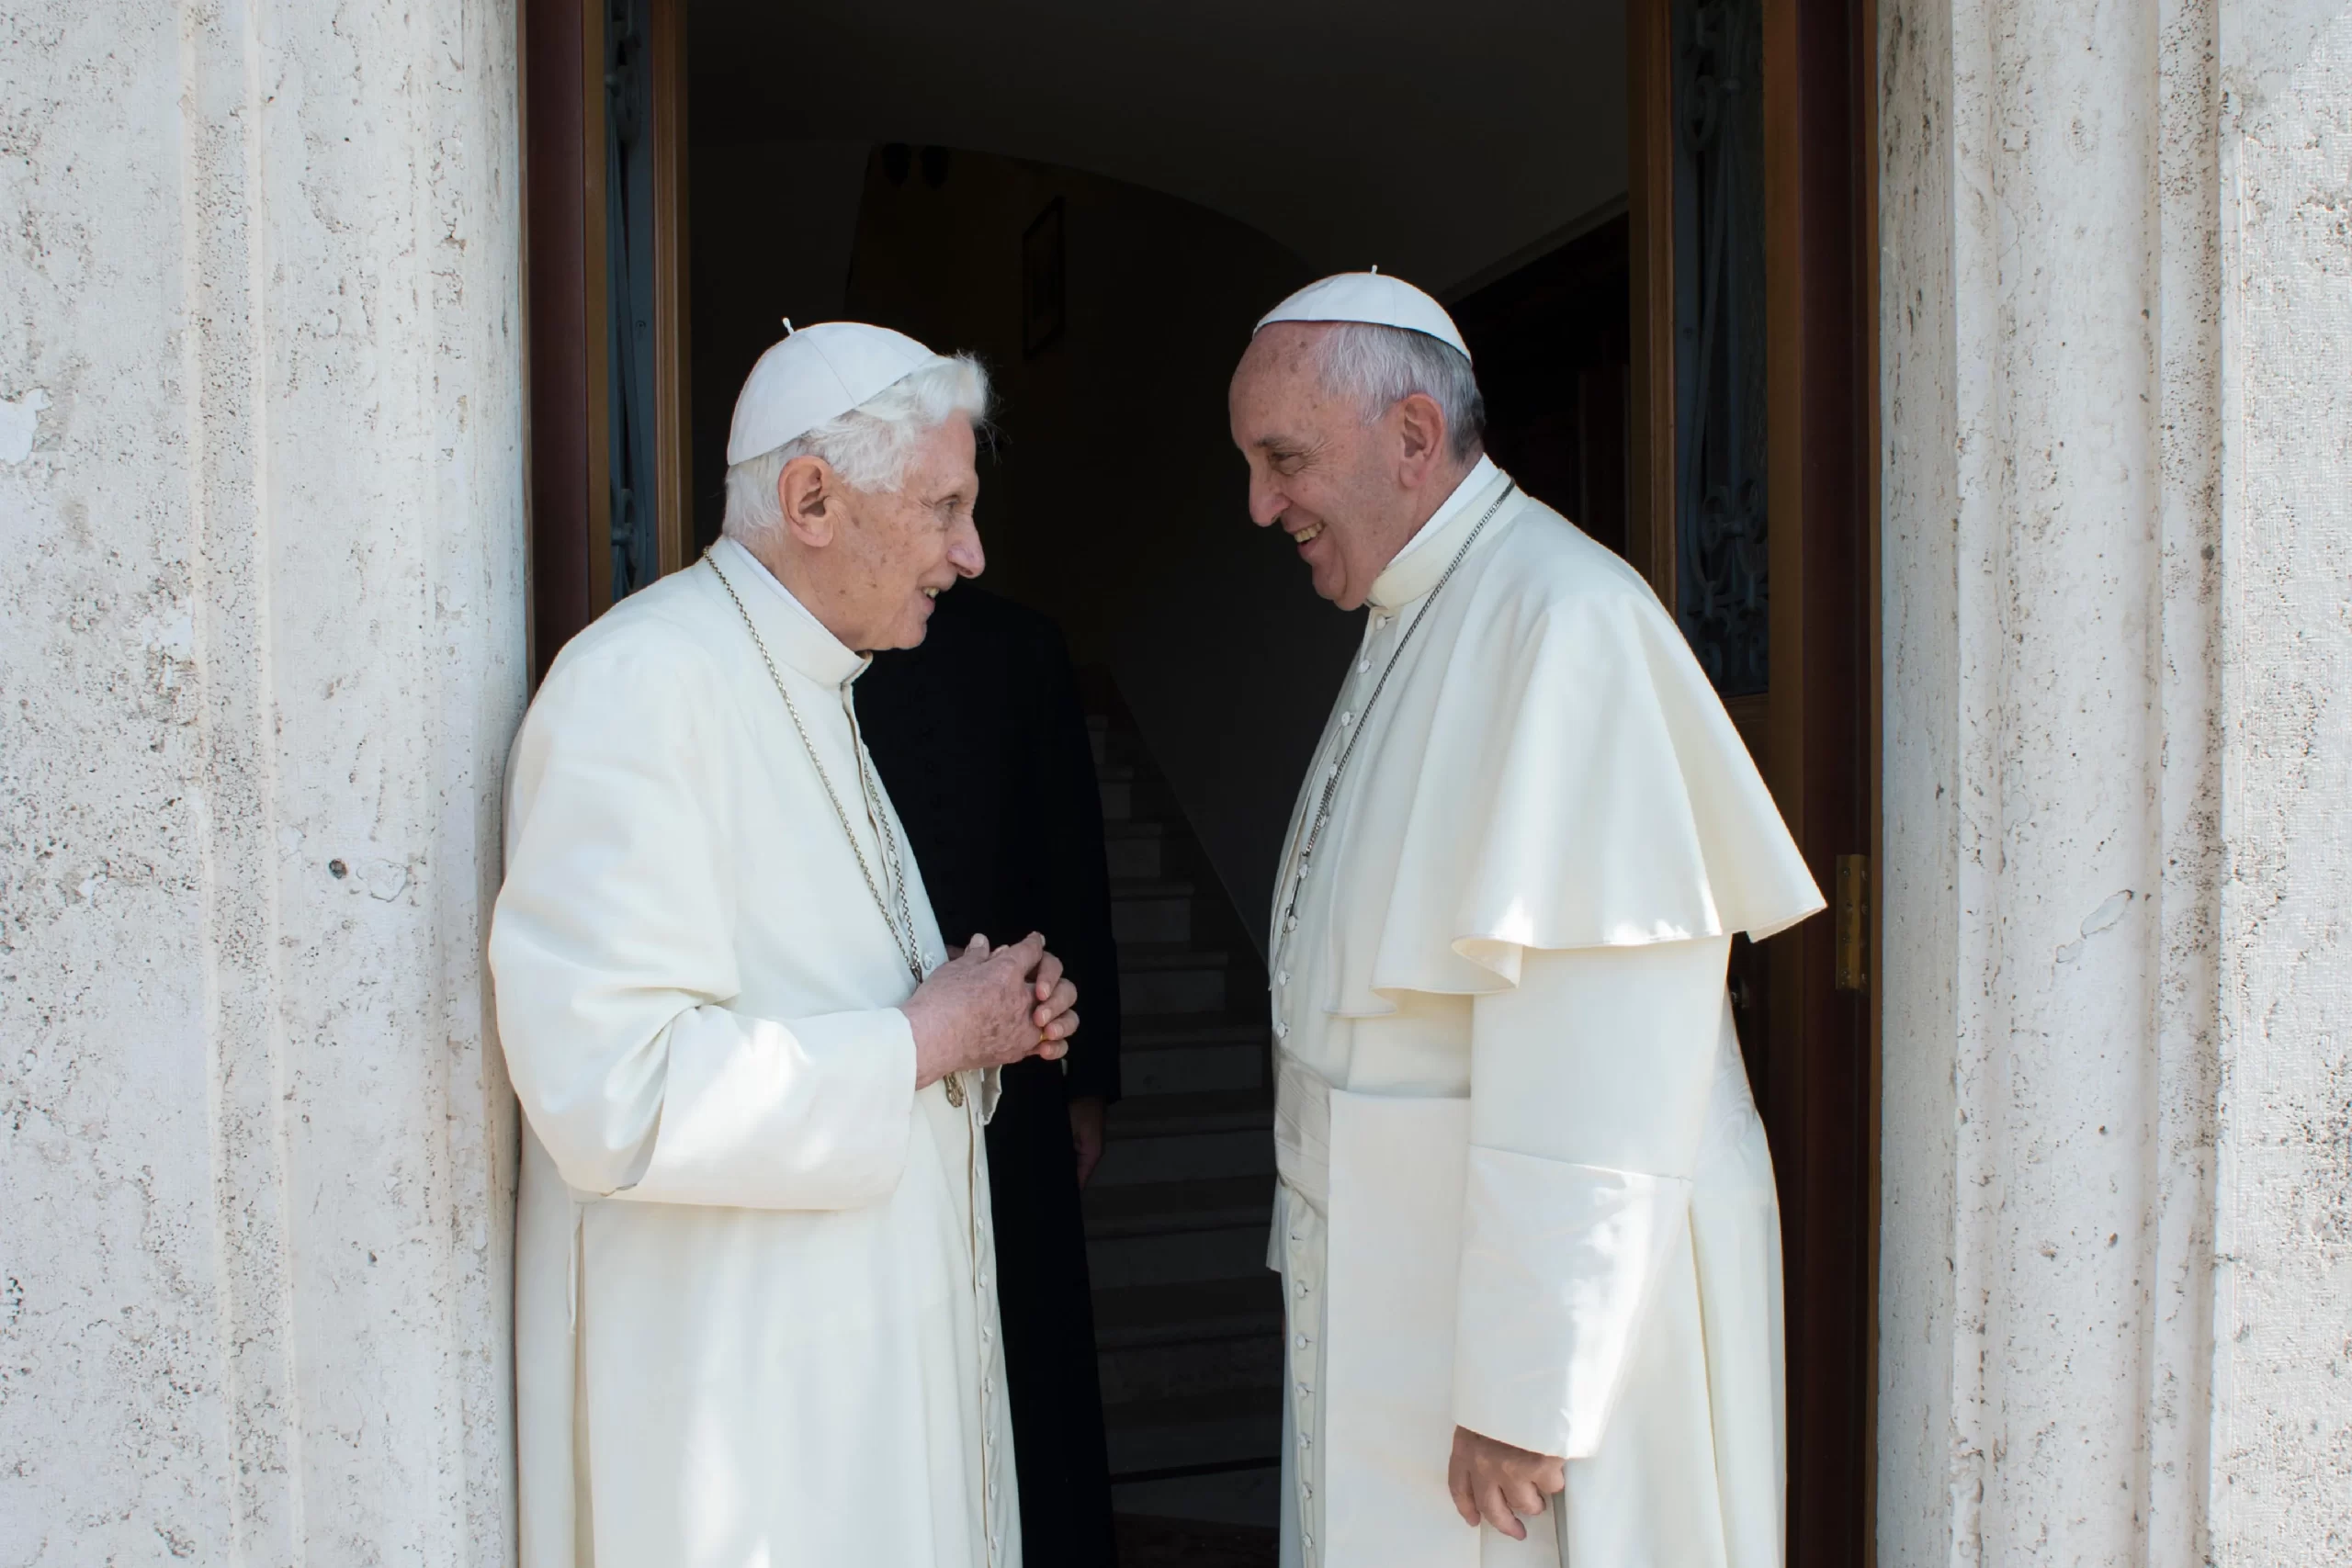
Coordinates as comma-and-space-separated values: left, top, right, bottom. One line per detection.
0, 2, 526, 1561
1881, 0, 2352, 1562
2211, 5, 2352, 1556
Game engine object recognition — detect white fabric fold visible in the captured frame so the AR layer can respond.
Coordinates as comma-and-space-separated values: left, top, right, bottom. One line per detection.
1276, 491, 1820, 1020
1451, 1151, 1692, 1458
492, 609, 920, 1212
1453, 937, 1734, 1457
618, 1004, 916, 1208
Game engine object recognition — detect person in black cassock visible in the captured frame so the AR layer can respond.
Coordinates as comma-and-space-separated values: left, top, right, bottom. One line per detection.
857, 581, 1122, 1568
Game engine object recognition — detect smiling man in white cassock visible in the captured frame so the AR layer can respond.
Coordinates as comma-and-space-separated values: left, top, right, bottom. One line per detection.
492, 322, 1080, 1568
1228, 275, 1825, 1568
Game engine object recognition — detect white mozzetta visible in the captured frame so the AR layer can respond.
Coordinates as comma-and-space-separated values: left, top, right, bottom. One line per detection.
0, 1, 525, 1561
1879, 0, 2351, 1560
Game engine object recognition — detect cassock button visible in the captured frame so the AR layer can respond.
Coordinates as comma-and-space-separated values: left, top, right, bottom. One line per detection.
1284, 915, 1298, 933
1341, 711, 1354, 727
1278, 970, 1289, 986
1273, 1021, 1288, 1040
1295, 1333, 1308, 1349
1359, 659, 1371, 672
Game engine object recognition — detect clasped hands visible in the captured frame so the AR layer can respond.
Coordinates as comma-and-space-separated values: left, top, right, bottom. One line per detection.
901, 931, 1080, 1089
1449, 1426, 1566, 1540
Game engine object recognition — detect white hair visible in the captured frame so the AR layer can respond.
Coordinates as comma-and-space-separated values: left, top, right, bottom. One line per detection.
1310, 322, 1486, 462
722, 353, 991, 541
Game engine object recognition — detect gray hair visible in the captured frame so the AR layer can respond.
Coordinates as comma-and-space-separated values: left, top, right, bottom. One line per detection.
722, 353, 991, 541
1310, 322, 1486, 462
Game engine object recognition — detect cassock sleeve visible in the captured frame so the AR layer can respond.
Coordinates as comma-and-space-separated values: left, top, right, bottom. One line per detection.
1449, 934, 1734, 1459
490, 633, 915, 1212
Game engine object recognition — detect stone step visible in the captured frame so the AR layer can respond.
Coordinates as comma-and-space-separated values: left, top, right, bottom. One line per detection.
1091, 1126, 1275, 1187
1100, 782, 1182, 825
1085, 1173, 1272, 1242
1099, 1324, 1283, 1404
1087, 1221, 1270, 1291
1102, 821, 1167, 881
1104, 1390, 1283, 1478
1091, 1091, 1274, 1187
1119, 945, 1229, 1017
1123, 1016, 1268, 1097
1111, 878, 1195, 946
1108, 1089, 1273, 1138
1083, 1175, 1272, 1289
1091, 1273, 1284, 1351
1111, 1468, 1283, 1533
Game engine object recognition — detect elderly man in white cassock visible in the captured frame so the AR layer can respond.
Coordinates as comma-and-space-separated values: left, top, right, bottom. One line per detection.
492, 323, 1078, 1568
1228, 274, 1825, 1568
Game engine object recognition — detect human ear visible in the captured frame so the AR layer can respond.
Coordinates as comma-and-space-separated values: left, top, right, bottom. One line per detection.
778, 457, 838, 547
1394, 391, 1448, 485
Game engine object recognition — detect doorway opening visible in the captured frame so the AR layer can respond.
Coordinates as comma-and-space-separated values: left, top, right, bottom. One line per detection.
521, 0, 1875, 1561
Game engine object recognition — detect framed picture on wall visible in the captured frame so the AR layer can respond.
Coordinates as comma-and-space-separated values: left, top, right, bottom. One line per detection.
1023, 197, 1066, 357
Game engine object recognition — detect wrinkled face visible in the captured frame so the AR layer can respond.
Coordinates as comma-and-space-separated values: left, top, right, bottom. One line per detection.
1227, 323, 1412, 612
826, 414, 985, 650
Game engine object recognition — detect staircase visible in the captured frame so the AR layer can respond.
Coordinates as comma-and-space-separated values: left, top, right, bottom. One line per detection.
1085, 709, 1283, 1537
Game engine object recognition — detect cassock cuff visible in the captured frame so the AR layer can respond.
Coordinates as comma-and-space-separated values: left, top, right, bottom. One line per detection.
621, 1005, 916, 1210
1451, 1147, 1691, 1459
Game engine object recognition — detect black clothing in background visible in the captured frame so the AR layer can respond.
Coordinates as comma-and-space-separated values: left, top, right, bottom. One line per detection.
857, 584, 1121, 1568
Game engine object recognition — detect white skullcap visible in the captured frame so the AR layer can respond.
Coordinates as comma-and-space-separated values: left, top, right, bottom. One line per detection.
1253, 270, 1472, 363
726, 321, 940, 465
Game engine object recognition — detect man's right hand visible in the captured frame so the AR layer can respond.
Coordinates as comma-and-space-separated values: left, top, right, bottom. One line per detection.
901, 932, 1080, 1089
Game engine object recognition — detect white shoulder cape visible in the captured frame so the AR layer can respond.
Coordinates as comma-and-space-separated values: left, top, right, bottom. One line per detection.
1318, 492, 1823, 1014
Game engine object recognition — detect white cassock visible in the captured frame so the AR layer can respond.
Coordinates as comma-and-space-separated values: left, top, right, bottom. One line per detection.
1268, 459, 1823, 1568
491, 537, 1019, 1568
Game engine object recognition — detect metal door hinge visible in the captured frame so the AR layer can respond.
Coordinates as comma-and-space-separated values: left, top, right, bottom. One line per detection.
1835, 853, 1870, 993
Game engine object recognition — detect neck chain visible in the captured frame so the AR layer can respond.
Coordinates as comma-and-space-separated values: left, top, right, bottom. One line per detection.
1275, 479, 1516, 962
705, 550, 959, 1099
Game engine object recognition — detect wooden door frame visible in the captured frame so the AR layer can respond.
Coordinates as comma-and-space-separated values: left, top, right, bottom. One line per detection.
525, 0, 1881, 1548
1627, 0, 1883, 1562
523, 0, 693, 684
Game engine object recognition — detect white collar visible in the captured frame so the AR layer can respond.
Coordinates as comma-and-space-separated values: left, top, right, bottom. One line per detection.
1365, 456, 1510, 611
1385, 454, 1499, 572
707, 536, 870, 687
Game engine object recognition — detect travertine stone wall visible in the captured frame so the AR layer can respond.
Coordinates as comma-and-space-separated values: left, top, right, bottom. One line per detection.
0, 2, 526, 1561
2209, 3, 2352, 1551
1880, 0, 2352, 1561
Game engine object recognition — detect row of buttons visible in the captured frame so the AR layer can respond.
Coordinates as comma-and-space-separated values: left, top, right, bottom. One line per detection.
1277, 614, 1391, 1564
1290, 1224, 1319, 1565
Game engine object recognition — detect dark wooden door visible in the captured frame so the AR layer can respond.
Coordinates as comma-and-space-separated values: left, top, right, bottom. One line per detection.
1630, 0, 1880, 1562
524, 0, 693, 685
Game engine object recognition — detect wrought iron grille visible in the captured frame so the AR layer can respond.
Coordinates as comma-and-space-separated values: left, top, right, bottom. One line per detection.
1671, 0, 1770, 696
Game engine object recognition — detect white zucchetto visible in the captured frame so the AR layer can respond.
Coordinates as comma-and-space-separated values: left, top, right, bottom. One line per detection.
1254, 271, 1473, 363
725, 321, 939, 465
